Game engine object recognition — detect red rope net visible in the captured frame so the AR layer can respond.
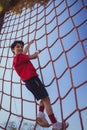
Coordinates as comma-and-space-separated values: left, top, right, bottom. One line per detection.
0, 0, 87, 130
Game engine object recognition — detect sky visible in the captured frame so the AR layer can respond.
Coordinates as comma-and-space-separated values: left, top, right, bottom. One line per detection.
0, 0, 87, 130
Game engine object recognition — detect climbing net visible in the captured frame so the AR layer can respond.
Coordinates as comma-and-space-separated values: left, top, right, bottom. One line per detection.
0, 0, 87, 130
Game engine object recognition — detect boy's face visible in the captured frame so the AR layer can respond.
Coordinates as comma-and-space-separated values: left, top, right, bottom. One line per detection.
13, 43, 23, 55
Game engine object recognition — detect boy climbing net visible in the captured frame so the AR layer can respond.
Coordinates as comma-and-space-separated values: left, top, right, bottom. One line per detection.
11, 40, 69, 130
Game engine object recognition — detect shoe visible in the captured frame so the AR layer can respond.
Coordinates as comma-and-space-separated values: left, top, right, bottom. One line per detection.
52, 121, 69, 130
36, 112, 50, 127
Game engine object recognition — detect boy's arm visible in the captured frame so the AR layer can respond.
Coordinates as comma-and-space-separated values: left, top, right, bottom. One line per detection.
29, 50, 40, 59
23, 40, 34, 54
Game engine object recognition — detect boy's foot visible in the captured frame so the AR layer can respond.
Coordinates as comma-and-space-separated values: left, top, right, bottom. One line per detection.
52, 121, 69, 130
36, 117, 50, 127
36, 112, 50, 127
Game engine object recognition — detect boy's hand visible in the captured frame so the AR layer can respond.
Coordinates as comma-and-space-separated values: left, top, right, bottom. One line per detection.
36, 50, 41, 54
29, 50, 41, 59
23, 40, 34, 54
28, 40, 34, 45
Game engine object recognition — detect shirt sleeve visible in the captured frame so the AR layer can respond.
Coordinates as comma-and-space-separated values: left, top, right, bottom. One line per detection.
21, 54, 29, 62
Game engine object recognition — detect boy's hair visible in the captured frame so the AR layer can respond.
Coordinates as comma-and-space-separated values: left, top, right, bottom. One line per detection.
11, 40, 24, 54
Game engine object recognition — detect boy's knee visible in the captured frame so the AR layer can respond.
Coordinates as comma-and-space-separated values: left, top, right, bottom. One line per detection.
42, 96, 50, 102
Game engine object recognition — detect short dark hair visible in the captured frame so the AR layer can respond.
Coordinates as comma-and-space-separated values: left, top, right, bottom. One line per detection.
11, 40, 24, 54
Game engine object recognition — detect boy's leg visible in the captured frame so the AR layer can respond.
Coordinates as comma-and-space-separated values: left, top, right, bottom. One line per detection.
39, 100, 44, 112
37, 100, 50, 127
42, 97, 57, 124
37, 96, 57, 127
42, 97, 69, 130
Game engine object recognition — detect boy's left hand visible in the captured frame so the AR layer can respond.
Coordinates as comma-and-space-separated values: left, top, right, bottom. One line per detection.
36, 50, 41, 54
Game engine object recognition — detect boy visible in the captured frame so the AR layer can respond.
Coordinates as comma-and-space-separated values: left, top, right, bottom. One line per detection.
11, 40, 68, 130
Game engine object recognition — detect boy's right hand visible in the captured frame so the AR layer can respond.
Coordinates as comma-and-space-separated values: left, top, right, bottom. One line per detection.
28, 40, 34, 45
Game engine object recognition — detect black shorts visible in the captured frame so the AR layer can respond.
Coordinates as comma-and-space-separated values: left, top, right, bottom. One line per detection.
25, 77, 48, 100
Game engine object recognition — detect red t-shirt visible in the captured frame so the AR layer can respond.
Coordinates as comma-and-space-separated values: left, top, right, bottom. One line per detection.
13, 54, 38, 81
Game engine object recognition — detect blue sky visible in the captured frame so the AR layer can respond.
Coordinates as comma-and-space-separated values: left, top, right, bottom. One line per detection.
0, 0, 87, 130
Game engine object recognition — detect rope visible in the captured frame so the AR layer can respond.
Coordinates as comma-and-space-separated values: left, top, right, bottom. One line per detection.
0, 0, 87, 129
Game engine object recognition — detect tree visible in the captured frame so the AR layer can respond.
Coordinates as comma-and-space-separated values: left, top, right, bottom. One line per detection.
2, 121, 50, 130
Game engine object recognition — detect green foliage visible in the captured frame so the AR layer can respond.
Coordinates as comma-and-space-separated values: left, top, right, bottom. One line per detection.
0, 0, 50, 14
